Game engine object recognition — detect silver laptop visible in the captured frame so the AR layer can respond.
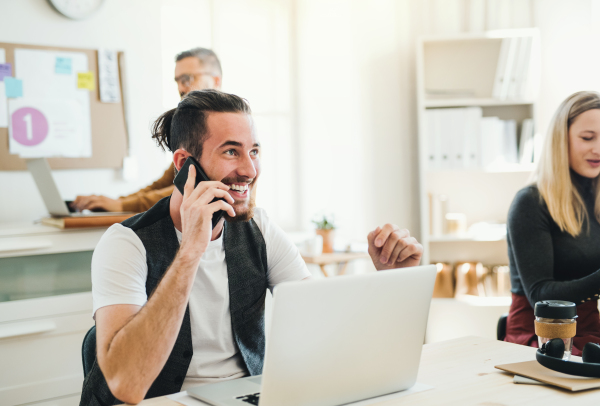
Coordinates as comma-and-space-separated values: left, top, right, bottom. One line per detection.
188, 265, 437, 406
26, 157, 131, 217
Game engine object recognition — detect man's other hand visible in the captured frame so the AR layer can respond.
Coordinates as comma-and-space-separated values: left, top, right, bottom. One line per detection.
71, 195, 123, 212
367, 224, 423, 271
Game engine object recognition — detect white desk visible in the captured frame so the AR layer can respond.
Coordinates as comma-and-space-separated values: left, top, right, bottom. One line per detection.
0, 222, 105, 258
134, 336, 600, 406
0, 223, 105, 406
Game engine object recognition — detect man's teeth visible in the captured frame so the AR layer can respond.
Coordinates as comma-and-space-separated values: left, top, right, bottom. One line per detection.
230, 184, 248, 192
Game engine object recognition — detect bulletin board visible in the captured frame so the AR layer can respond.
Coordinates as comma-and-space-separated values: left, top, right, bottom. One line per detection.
0, 42, 128, 170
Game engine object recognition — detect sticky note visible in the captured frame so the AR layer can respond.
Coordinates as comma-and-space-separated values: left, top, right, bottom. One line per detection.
0, 63, 11, 81
77, 71, 95, 90
4, 77, 23, 98
55, 57, 72, 74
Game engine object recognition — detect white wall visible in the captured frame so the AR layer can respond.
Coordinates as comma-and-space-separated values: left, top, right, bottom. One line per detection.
2, 0, 599, 243
294, 0, 600, 249
296, 0, 420, 245
160, 0, 298, 230
533, 0, 600, 139
160, 0, 212, 110
0, 0, 166, 224
214, 0, 297, 230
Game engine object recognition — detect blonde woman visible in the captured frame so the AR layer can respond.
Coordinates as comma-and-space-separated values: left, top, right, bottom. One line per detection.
505, 91, 600, 355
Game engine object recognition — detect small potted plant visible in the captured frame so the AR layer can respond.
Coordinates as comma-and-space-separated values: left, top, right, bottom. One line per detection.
312, 214, 336, 253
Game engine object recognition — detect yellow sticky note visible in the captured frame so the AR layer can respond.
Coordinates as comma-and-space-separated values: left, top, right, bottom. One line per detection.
77, 71, 95, 90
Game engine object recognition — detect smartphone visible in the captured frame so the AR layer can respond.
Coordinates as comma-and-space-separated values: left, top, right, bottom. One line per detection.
173, 156, 225, 228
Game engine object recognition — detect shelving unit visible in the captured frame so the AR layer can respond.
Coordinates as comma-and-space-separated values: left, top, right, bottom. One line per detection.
416, 29, 540, 341
416, 28, 540, 266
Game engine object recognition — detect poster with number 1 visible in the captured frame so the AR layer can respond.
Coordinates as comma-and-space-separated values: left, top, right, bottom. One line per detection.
10, 48, 92, 158
8, 99, 85, 158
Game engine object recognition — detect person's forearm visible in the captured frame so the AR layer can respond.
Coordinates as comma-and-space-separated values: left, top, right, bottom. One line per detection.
100, 249, 201, 403
526, 269, 600, 306
120, 166, 175, 201
508, 197, 600, 306
120, 186, 174, 212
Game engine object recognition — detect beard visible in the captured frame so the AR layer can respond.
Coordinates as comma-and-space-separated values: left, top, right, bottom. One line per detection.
220, 176, 256, 223
224, 194, 256, 223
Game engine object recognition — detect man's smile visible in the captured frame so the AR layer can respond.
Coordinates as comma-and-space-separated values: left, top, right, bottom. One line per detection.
225, 182, 251, 199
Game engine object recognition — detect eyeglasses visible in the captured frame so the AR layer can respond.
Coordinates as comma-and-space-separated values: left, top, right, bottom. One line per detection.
174, 72, 213, 88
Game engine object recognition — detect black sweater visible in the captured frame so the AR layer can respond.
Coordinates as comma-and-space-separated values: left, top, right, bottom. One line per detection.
508, 172, 600, 307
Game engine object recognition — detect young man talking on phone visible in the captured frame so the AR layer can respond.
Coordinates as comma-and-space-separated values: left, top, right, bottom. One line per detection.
80, 90, 423, 405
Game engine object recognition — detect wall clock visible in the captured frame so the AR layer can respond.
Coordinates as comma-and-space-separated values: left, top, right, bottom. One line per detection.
47, 0, 105, 20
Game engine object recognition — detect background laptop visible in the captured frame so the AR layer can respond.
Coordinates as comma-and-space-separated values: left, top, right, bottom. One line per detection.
26, 157, 132, 217
188, 264, 437, 406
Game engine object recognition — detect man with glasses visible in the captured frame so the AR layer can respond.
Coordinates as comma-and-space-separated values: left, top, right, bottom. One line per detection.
70, 48, 223, 213
174, 48, 222, 97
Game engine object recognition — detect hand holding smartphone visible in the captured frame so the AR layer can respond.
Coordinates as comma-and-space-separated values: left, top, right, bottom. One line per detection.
173, 157, 226, 229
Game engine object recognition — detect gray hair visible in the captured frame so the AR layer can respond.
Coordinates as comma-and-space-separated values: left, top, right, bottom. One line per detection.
175, 47, 222, 77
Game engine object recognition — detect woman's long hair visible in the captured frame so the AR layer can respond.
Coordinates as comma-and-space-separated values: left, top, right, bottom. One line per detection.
535, 91, 600, 236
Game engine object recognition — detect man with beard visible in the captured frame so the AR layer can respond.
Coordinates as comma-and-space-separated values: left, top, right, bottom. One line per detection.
80, 90, 423, 405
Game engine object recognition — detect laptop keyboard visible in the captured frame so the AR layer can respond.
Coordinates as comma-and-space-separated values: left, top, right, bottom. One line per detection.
236, 392, 261, 405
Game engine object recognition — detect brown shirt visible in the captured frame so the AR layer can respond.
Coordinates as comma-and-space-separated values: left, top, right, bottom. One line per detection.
119, 163, 175, 212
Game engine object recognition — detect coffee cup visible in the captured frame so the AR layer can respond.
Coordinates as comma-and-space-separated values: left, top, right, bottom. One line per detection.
534, 300, 577, 360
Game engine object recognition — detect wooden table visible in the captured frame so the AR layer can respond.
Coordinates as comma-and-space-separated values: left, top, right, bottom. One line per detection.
301, 252, 370, 277
134, 336, 600, 405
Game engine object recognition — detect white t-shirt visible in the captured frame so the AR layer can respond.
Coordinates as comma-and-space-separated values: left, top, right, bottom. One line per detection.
91, 208, 310, 390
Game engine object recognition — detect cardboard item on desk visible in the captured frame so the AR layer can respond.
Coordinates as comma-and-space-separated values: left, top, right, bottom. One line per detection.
41, 214, 134, 229
495, 360, 600, 391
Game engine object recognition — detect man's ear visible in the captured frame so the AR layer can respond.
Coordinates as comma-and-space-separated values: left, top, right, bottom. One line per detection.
213, 76, 222, 90
173, 149, 191, 171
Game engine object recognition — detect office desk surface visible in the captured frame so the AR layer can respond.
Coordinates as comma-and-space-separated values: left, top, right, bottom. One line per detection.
0, 222, 106, 258
134, 336, 600, 406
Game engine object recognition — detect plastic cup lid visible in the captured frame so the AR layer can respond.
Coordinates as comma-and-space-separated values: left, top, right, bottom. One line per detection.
534, 300, 577, 319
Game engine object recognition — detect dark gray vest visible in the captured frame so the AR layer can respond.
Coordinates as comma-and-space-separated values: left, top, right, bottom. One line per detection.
80, 197, 268, 406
